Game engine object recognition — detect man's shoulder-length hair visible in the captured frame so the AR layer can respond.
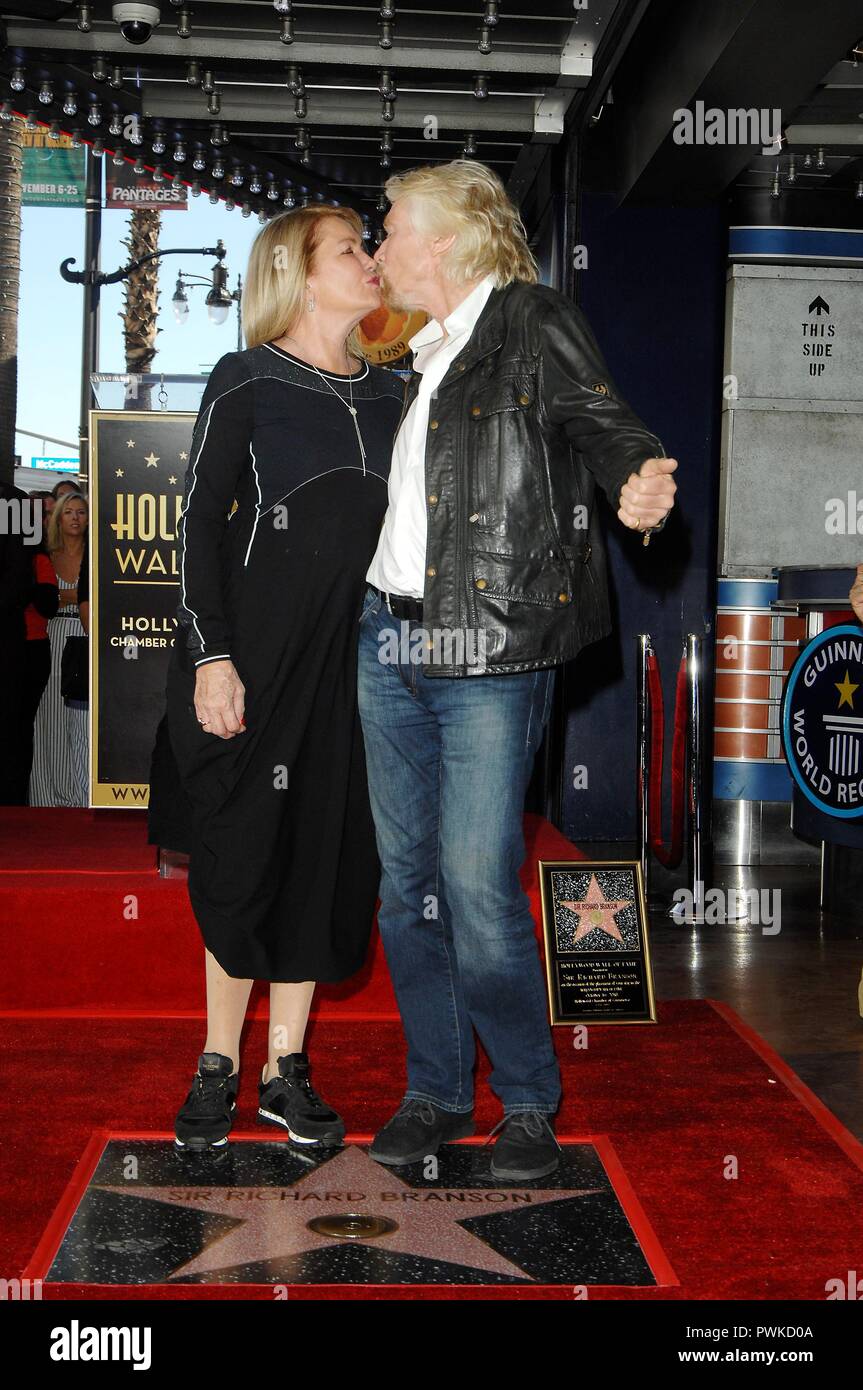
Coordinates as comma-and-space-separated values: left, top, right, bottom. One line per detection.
384, 159, 539, 289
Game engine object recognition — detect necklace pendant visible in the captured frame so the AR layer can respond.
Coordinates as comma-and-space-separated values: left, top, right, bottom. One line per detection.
348, 406, 357, 416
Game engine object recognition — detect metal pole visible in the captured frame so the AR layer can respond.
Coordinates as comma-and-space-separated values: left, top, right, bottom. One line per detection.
637, 633, 651, 898
686, 632, 706, 922
77, 147, 102, 482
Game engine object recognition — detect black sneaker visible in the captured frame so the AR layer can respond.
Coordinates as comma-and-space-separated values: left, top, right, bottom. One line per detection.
369, 1098, 475, 1166
174, 1052, 239, 1152
488, 1111, 561, 1180
257, 1053, 345, 1146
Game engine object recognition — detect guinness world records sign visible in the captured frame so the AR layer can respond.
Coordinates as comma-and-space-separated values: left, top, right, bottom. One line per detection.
781, 624, 863, 819
89, 411, 195, 807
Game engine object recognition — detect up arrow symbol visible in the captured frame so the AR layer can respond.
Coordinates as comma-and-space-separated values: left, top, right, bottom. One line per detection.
808, 295, 830, 316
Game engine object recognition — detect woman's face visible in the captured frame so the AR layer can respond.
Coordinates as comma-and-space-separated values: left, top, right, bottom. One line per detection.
60, 498, 88, 539
306, 218, 382, 319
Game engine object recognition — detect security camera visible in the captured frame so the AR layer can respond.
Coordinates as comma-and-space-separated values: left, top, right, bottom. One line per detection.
112, 4, 161, 46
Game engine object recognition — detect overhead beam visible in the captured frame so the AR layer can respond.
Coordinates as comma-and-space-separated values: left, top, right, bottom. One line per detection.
5, 26, 577, 80
784, 124, 863, 147
143, 86, 544, 136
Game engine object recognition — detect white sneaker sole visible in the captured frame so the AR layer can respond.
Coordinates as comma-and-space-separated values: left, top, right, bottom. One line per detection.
257, 1105, 344, 1145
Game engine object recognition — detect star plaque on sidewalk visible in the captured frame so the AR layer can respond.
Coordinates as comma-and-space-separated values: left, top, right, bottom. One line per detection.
43, 1138, 659, 1287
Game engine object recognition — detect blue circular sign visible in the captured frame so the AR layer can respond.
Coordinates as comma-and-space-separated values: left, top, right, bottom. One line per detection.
781, 623, 863, 818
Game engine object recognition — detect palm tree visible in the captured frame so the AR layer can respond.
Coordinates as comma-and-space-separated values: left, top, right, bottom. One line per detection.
0, 116, 23, 487
120, 206, 161, 411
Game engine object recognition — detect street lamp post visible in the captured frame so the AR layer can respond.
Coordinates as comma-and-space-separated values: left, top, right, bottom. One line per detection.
173, 262, 243, 350
61, 235, 240, 459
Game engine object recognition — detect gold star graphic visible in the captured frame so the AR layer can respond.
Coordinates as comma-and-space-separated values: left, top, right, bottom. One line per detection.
835, 669, 859, 709
168, 475, 178, 485
95, 1145, 602, 1283
126, 439, 135, 448
115, 468, 124, 478
144, 452, 160, 468
179, 450, 188, 461
560, 872, 634, 944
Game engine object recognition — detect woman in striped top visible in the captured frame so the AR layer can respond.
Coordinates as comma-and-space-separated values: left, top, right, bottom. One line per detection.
28, 491, 89, 807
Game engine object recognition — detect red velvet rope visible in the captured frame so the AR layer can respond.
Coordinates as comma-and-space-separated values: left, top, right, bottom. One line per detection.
645, 649, 687, 869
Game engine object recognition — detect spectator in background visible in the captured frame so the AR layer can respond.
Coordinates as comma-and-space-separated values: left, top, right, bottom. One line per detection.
0, 479, 35, 805
51, 478, 83, 504
29, 491, 89, 807
30, 489, 55, 517
7, 493, 60, 803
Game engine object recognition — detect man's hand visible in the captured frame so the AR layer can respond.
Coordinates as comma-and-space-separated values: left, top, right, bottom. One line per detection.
618, 457, 678, 532
850, 564, 863, 624
194, 659, 246, 739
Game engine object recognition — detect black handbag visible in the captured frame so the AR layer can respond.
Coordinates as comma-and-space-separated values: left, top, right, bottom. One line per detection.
60, 633, 89, 701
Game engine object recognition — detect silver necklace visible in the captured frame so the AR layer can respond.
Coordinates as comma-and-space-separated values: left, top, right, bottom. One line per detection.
310, 359, 367, 477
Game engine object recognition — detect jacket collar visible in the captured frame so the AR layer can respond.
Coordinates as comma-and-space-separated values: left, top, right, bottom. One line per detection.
402, 282, 513, 392
445, 283, 509, 376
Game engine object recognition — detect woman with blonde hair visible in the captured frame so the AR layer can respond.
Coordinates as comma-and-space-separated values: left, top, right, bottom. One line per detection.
29, 490, 89, 807
147, 204, 404, 1151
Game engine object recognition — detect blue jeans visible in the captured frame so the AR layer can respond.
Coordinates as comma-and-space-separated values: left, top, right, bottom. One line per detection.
356, 584, 562, 1116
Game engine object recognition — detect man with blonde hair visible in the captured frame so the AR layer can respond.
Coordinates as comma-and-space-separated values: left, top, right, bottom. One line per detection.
358, 160, 677, 1179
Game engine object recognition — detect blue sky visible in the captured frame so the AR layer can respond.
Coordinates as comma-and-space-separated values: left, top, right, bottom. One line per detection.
17, 193, 260, 468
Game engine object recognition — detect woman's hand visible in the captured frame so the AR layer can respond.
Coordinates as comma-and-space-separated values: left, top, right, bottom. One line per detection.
194, 659, 246, 739
850, 564, 863, 624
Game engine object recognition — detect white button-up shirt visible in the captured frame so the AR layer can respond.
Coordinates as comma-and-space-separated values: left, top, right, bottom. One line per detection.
366, 272, 497, 598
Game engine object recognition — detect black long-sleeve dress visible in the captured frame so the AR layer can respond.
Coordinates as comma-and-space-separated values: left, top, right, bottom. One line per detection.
147, 343, 404, 982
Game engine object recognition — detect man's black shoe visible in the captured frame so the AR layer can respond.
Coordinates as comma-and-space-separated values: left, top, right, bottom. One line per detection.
488, 1111, 561, 1180
369, 1098, 475, 1165
174, 1052, 238, 1152
257, 1053, 345, 1146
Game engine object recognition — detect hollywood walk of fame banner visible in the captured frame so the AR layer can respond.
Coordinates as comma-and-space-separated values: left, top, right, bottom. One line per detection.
538, 861, 658, 1025
89, 411, 195, 807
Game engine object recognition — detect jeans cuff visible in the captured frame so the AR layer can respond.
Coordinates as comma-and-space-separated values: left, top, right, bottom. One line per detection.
404, 1089, 474, 1115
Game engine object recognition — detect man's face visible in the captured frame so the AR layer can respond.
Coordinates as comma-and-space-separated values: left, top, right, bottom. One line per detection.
373, 198, 438, 311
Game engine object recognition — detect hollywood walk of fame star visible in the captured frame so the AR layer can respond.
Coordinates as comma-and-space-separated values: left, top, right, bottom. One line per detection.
560, 872, 634, 944
95, 1146, 603, 1282
144, 452, 159, 468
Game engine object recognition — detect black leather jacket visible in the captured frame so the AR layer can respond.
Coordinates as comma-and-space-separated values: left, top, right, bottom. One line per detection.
402, 280, 668, 676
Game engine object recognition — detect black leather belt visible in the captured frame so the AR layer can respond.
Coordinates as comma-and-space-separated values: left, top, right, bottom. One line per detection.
369, 583, 424, 621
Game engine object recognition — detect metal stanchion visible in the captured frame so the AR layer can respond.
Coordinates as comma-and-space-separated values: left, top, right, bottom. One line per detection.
158, 848, 188, 880
636, 632, 652, 904
682, 633, 706, 924
639, 632, 716, 925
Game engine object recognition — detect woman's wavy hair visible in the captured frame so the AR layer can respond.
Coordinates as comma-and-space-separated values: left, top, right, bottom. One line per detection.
47, 490, 88, 554
383, 159, 538, 287
242, 204, 369, 357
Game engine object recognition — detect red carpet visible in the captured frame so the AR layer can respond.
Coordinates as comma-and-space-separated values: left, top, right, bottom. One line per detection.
0, 810, 580, 1018
3, 807, 863, 1300
3, 1006, 863, 1300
